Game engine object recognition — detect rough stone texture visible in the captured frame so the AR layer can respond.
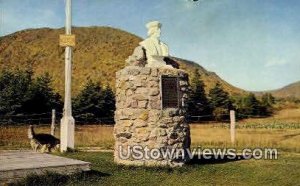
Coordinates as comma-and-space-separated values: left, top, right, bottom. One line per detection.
114, 66, 191, 167
125, 46, 147, 67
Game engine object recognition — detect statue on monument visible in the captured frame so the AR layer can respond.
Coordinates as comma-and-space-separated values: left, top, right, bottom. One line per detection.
116, 21, 191, 167
126, 21, 179, 68
139, 21, 169, 67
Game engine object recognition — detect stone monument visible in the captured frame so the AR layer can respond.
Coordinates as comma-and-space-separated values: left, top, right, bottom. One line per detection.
114, 21, 191, 167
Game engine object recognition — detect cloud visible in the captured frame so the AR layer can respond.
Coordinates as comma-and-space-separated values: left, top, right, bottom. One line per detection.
265, 58, 288, 67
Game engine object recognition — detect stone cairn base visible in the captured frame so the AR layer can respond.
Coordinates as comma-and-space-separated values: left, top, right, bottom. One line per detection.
114, 66, 191, 167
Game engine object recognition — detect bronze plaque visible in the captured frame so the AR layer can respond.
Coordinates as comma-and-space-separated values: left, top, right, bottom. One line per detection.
161, 76, 179, 108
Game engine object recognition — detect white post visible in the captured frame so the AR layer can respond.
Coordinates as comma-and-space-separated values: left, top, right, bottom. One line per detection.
51, 109, 56, 136
60, 0, 75, 152
230, 110, 236, 144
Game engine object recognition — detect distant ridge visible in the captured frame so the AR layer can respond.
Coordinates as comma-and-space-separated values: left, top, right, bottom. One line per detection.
258, 81, 300, 99
0, 26, 254, 96
170, 57, 246, 96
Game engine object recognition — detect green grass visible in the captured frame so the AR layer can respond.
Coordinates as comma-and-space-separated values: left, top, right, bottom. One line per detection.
12, 152, 300, 186
5, 109, 300, 185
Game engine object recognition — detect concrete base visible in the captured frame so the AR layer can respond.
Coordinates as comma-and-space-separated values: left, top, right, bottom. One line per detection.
0, 151, 90, 184
60, 116, 75, 152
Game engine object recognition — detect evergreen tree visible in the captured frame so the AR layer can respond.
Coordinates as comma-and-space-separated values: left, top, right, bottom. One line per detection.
239, 93, 261, 116
261, 93, 275, 106
209, 82, 232, 110
208, 82, 233, 120
102, 85, 116, 120
0, 69, 32, 115
22, 73, 62, 114
233, 93, 275, 118
0, 70, 62, 124
260, 93, 275, 116
73, 80, 115, 124
73, 80, 103, 123
187, 69, 211, 120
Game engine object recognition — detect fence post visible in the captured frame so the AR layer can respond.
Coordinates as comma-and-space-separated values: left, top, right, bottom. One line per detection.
230, 110, 236, 144
51, 109, 56, 136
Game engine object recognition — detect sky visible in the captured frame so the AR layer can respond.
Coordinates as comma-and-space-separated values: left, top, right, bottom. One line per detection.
0, 0, 300, 91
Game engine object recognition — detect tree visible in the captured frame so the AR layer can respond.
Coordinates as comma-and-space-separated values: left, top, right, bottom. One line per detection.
102, 85, 116, 120
233, 93, 275, 118
187, 69, 211, 120
0, 70, 62, 125
208, 82, 233, 120
260, 93, 275, 116
261, 93, 275, 106
73, 80, 103, 123
209, 82, 232, 109
73, 80, 115, 124
244, 93, 261, 116
235, 93, 261, 117
22, 73, 62, 114
0, 69, 32, 115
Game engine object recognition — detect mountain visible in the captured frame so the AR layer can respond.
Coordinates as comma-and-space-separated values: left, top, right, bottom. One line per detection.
267, 81, 300, 99
170, 57, 245, 96
0, 27, 245, 96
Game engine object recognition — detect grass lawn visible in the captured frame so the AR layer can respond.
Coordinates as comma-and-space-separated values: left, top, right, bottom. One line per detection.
14, 151, 300, 186
3, 108, 300, 185
2, 109, 300, 152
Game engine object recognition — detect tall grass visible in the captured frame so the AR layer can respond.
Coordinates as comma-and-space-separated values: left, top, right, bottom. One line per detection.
1, 109, 300, 152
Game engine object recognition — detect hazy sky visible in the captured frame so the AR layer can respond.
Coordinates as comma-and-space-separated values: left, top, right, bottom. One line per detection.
1, 0, 300, 91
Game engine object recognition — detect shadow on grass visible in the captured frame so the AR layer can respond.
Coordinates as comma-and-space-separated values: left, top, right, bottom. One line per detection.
10, 170, 110, 186
187, 153, 246, 165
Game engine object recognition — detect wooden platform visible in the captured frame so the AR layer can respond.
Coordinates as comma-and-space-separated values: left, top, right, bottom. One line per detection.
0, 151, 91, 183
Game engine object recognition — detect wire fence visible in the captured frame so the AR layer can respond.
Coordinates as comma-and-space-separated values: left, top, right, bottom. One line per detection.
0, 112, 56, 125
0, 112, 115, 125
188, 113, 268, 123
0, 110, 268, 126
